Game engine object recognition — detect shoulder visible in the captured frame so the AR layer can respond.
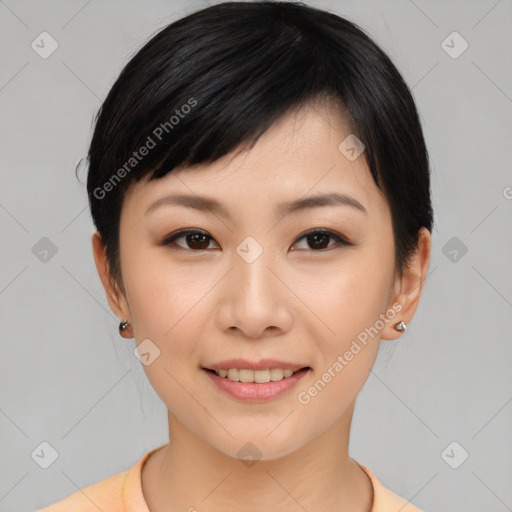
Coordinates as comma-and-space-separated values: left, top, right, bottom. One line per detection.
35, 469, 128, 512
35, 445, 163, 512
360, 465, 426, 512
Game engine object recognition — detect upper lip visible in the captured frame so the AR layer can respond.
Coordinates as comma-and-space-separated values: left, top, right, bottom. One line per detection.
203, 359, 311, 371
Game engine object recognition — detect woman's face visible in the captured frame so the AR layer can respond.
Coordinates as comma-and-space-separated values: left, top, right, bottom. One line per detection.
96, 102, 425, 460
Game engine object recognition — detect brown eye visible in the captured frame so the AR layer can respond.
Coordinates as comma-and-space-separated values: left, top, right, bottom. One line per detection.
162, 229, 218, 251
292, 229, 353, 251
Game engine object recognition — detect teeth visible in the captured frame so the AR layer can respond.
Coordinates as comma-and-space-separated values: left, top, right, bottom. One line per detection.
214, 368, 297, 382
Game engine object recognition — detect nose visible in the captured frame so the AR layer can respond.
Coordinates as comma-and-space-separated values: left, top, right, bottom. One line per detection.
215, 245, 293, 339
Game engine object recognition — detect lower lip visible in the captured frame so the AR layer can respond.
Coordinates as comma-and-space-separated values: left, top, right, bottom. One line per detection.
202, 368, 310, 402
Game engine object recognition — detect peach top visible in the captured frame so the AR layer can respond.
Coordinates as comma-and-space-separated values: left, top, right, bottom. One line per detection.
37, 444, 425, 512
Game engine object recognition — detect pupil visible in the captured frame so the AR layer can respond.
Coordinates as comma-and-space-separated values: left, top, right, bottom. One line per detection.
189, 233, 209, 249
309, 233, 328, 249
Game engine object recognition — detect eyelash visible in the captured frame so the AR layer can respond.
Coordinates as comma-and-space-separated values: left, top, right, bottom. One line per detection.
161, 228, 354, 252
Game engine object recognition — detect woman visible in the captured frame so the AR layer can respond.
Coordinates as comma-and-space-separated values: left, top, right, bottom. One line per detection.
38, 1, 432, 510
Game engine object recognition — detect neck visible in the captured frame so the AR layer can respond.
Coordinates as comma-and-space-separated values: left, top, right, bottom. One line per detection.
141, 404, 373, 512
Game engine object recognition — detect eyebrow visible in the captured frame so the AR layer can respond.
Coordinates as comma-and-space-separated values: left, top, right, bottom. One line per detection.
145, 192, 367, 219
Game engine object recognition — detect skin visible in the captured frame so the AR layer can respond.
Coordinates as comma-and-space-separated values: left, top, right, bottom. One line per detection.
92, 100, 431, 512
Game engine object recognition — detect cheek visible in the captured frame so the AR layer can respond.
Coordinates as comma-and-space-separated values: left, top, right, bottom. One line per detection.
292, 261, 389, 424
123, 232, 193, 307
122, 254, 213, 415
301, 248, 393, 395
121, 246, 213, 360
309, 255, 391, 342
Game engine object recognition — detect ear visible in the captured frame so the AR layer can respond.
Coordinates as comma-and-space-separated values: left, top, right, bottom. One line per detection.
91, 231, 131, 323
381, 227, 432, 340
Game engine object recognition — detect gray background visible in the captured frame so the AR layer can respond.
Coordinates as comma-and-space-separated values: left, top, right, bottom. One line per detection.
0, 0, 511, 511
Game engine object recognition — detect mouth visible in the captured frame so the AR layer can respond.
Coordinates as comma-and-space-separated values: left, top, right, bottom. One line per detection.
202, 366, 311, 383
201, 365, 311, 402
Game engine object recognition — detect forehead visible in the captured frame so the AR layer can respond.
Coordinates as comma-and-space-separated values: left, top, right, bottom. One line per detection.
122, 102, 389, 222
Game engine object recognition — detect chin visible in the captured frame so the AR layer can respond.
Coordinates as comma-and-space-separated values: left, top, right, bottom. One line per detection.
209, 431, 307, 463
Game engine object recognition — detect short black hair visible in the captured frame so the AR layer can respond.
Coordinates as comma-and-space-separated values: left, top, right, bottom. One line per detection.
84, 0, 434, 288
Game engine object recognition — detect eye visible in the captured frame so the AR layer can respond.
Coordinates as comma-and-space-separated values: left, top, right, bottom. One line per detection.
161, 228, 353, 252
292, 228, 353, 251
162, 229, 219, 251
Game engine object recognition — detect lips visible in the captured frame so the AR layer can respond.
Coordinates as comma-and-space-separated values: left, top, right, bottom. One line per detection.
203, 366, 311, 401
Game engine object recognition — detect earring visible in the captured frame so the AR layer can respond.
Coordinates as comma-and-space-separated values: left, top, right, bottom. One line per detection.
119, 320, 133, 339
394, 321, 407, 333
